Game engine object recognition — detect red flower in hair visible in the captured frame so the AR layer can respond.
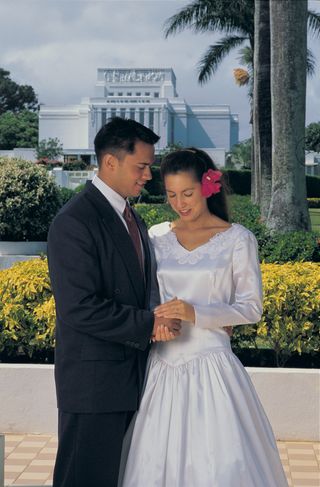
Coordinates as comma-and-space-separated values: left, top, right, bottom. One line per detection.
201, 169, 222, 197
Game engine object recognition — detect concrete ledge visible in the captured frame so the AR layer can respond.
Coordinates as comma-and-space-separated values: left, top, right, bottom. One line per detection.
0, 434, 4, 487
0, 364, 319, 440
247, 367, 320, 441
0, 364, 57, 434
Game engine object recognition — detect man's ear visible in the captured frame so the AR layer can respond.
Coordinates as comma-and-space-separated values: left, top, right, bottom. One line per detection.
102, 153, 117, 171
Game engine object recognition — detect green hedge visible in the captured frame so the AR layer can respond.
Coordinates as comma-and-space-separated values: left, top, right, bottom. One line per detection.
307, 175, 320, 198
145, 166, 163, 196
0, 157, 61, 241
1, 259, 318, 366
224, 170, 252, 195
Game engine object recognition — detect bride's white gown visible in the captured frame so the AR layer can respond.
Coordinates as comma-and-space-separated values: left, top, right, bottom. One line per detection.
121, 222, 288, 487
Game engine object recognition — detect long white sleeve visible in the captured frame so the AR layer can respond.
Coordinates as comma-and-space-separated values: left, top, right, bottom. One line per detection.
194, 232, 263, 329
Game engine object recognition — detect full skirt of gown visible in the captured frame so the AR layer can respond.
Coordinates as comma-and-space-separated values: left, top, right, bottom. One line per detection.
120, 326, 288, 487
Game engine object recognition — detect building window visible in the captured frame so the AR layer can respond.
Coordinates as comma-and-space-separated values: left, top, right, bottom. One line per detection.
111, 108, 117, 118
130, 108, 135, 120
145, 92, 150, 96
127, 92, 132, 96
108, 92, 114, 96
120, 108, 126, 119
154, 92, 159, 98
136, 92, 141, 96
149, 108, 154, 131
118, 92, 123, 96
101, 108, 107, 126
139, 108, 144, 125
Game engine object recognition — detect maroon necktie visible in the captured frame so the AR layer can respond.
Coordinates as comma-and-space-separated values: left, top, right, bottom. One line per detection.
123, 202, 144, 275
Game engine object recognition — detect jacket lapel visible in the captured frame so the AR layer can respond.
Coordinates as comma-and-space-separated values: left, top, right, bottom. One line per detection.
85, 182, 145, 306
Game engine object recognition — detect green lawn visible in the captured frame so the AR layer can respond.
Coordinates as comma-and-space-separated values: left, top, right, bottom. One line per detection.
310, 208, 320, 233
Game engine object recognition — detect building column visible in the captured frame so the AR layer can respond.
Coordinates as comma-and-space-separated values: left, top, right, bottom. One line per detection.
154, 108, 160, 136
97, 108, 102, 130
145, 107, 149, 128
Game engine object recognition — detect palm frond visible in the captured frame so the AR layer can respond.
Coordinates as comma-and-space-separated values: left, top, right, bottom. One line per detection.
197, 36, 248, 84
307, 48, 316, 77
237, 46, 253, 69
164, 0, 254, 39
307, 10, 320, 37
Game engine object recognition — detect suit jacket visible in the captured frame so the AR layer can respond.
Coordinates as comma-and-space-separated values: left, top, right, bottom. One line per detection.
47, 181, 156, 413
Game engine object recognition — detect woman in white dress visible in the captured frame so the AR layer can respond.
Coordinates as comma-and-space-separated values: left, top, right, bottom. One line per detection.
121, 148, 288, 487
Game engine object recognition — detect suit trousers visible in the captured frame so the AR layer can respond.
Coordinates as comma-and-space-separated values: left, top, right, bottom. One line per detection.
53, 410, 134, 487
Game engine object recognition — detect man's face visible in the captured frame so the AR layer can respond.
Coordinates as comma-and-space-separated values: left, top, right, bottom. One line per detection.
109, 140, 154, 198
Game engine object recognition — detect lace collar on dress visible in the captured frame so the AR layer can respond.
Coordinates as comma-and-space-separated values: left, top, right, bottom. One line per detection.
154, 222, 241, 265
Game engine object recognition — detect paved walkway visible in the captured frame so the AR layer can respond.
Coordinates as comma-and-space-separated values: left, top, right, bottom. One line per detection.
2, 434, 320, 486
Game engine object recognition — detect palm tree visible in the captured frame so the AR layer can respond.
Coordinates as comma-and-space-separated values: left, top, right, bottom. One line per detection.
164, 0, 320, 220
252, 0, 271, 218
164, 0, 254, 84
165, 0, 320, 86
267, 0, 311, 232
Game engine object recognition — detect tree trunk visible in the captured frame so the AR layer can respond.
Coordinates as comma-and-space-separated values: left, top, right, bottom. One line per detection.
250, 118, 257, 204
253, 0, 272, 219
252, 107, 260, 205
267, 0, 311, 232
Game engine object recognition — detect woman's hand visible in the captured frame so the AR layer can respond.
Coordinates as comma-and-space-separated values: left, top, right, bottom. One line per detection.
154, 297, 195, 324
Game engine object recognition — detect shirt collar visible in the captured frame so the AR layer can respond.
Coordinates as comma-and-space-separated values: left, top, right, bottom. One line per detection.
92, 175, 127, 215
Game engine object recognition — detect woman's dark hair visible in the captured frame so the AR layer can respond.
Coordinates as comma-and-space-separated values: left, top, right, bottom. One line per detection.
161, 147, 230, 222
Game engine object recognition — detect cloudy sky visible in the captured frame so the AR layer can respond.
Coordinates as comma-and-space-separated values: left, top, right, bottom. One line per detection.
0, 0, 319, 140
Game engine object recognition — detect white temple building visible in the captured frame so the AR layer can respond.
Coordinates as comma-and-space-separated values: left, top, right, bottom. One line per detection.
39, 68, 239, 166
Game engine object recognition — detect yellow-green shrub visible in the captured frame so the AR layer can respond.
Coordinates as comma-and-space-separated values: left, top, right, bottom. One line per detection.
0, 258, 55, 357
0, 259, 319, 366
232, 262, 320, 365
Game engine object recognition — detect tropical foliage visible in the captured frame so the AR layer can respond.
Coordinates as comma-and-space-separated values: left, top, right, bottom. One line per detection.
232, 262, 320, 366
164, 0, 319, 86
0, 258, 55, 357
0, 68, 38, 115
0, 110, 38, 150
36, 137, 63, 161
305, 121, 320, 153
1, 259, 318, 366
0, 157, 61, 241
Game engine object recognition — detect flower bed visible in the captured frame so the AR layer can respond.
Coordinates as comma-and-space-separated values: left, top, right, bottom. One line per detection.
0, 259, 319, 368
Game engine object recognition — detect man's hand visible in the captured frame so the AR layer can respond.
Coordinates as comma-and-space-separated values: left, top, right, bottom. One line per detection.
152, 315, 181, 342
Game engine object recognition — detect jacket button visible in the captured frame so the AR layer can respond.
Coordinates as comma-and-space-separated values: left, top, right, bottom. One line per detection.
114, 289, 121, 295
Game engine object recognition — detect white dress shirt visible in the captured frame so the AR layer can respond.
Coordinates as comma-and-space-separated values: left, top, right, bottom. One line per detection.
92, 175, 129, 230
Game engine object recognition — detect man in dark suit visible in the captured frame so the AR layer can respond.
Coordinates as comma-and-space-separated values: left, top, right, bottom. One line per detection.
48, 117, 180, 487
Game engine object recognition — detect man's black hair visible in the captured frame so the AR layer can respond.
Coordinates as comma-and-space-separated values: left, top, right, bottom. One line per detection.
94, 117, 160, 166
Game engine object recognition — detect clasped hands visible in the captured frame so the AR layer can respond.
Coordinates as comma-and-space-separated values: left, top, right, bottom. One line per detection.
152, 297, 233, 342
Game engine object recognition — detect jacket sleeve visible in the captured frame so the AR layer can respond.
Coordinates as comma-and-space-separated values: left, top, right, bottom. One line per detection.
194, 231, 263, 329
47, 213, 154, 351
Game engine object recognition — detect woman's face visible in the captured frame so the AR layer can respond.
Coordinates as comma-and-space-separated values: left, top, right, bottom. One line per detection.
164, 170, 209, 221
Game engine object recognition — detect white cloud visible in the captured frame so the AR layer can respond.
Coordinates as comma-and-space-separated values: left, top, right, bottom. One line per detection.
0, 0, 319, 141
